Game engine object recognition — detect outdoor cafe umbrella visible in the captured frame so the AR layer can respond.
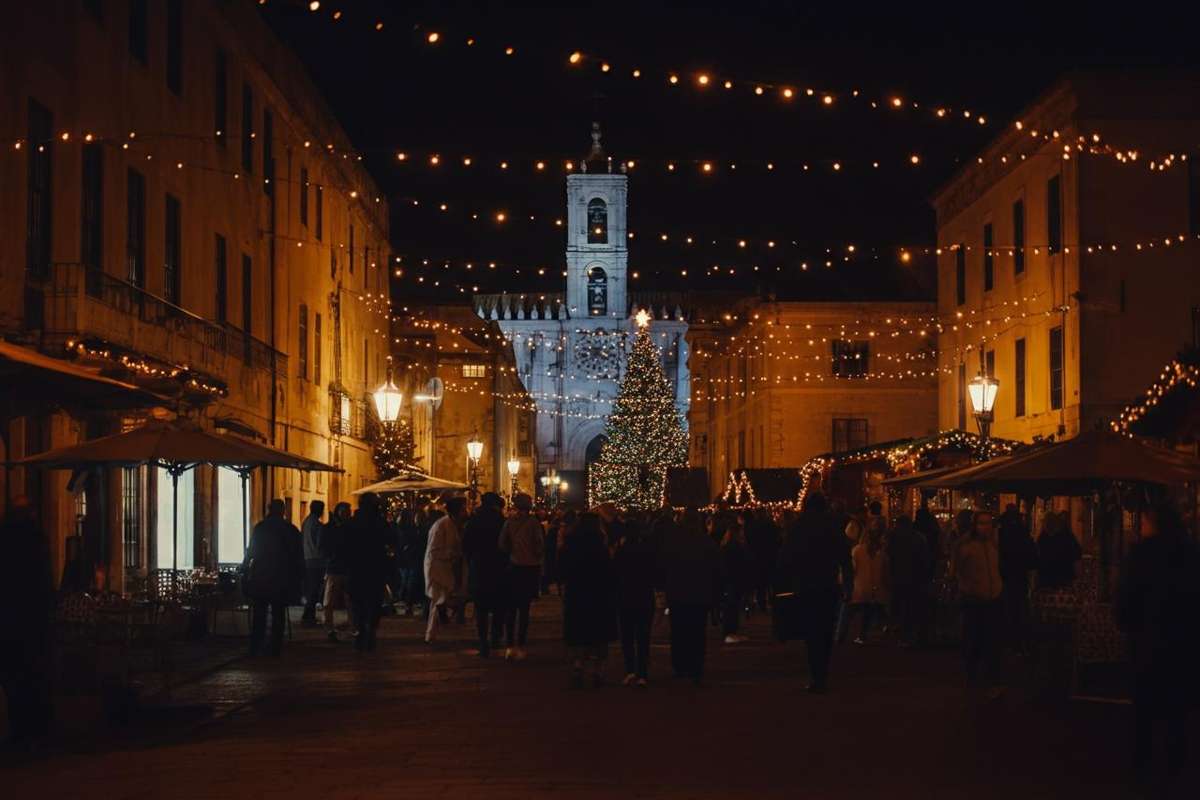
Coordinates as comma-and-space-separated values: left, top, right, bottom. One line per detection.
353, 470, 468, 495
912, 429, 1200, 495
18, 420, 339, 585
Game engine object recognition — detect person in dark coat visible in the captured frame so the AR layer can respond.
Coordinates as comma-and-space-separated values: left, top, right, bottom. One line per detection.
1116, 502, 1200, 788
614, 517, 659, 686
394, 509, 423, 616
243, 499, 304, 656
887, 516, 931, 648
997, 503, 1038, 654
744, 510, 780, 616
0, 496, 55, 748
720, 520, 750, 643
1035, 511, 1082, 589
345, 492, 392, 652
661, 510, 721, 685
776, 492, 852, 693
914, 498, 941, 565
499, 493, 545, 659
559, 512, 618, 688
461, 492, 508, 658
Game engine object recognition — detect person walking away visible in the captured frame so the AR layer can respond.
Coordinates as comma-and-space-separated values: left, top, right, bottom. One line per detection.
559, 512, 618, 688
243, 499, 304, 657
997, 503, 1038, 656
345, 493, 391, 652
300, 501, 326, 626
424, 497, 466, 644
848, 518, 889, 644
914, 498, 941, 566
777, 492, 851, 693
887, 516, 929, 647
0, 496, 55, 750
720, 520, 750, 644
1116, 502, 1200, 790
614, 517, 659, 687
1028, 511, 1083, 699
321, 502, 352, 641
953, 510, 1004, 699
542, 513, 561, 595
834, 508, 861, 644
745, 510, 780, 616
394, 510, 421, 616
462, 492, 508, 658
499, 492, 544, 660
661, 510, 721, 685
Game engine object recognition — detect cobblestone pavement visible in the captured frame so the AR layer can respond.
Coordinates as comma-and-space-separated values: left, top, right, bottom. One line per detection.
6, 598, 1194, 799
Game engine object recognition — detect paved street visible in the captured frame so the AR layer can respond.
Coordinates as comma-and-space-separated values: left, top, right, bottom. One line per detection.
6, 598, 1193, 799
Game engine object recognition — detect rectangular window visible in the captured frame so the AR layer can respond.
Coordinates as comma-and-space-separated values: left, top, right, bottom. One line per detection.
832, 418, 869, 453
831, 339, 869, 378
1047, 175, 1062, 255
155, 467, 194, 569
122, 467, 142, 570
241, 84, 253, 174
81, 141, 103, 269
985, 349, 995, 378
1014, 338, 1026, 417
214, 49, 227, 146
262, 109, 273, 196
129, 0, 147, 64
1189, 161, 1200, 237
126, 168, 146, 287
955, 244, 966, 305
298, 304, 308, 380
314, 312, 322, 386
349, 224, 355, 274
214, 234, 227, 322
166, 0, 182, 95
26, 99, 53, 279
315, 185, 323, 240
299, 167, 308, 227
1013, 199, 1025, 275
958, 363, 967, 430
1049, 326, 1064, 410
983, 223, 994, 292
241, 254, 252, 336
216, 467, 250, 564
164, 194, 181, 305
462, 364, 487, 378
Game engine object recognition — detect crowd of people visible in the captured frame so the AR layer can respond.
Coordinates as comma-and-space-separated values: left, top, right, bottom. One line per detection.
3, 485, 1198, 784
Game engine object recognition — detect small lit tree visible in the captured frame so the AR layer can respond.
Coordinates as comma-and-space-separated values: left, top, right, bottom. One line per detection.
590, 312, 688, 510
373, 417, 420, 479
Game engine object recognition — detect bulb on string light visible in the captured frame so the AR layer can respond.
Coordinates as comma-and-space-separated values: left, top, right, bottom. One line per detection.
426, 31, 439, 43
569, 51, 582, 64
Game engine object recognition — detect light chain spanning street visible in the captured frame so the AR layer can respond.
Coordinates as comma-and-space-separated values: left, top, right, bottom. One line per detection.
5, 599, 1189, 799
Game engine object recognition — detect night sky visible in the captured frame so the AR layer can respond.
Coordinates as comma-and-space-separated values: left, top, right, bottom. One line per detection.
260, 1, 1200, 303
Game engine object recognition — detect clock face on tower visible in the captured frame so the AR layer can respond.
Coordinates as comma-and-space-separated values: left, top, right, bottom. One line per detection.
573, 330, 621, 379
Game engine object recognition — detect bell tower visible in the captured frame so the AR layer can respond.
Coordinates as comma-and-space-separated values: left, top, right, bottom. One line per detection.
566, 123, 628, 319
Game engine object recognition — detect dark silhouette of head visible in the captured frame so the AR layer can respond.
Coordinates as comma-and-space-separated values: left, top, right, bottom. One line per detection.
804, 491, 828, 515
481, 492, 505, 510
267, 498, 285, 517
310, 500, 325, 518
359, 492, 382, 515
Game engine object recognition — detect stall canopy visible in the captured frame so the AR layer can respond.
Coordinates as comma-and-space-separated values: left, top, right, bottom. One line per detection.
911, 429, 1200, 494
354, 470, 468, 494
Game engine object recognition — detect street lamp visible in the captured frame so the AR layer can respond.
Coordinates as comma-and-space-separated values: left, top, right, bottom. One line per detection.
371, 375, 403, 424
967, 372, 1000, 439
507, 458, 520, 496
558, 479, 568, 506
540, 469, 559, 506
466, 436, 483, 501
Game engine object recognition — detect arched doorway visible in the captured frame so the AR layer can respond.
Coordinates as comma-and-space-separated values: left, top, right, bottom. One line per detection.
583, 434, 607, 502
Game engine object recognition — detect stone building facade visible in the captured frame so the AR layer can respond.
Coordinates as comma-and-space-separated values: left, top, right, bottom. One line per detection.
0, 1, 391, 589
475, 127, 690, 504
933, 74, 1200, 443
689, 299, 939, 498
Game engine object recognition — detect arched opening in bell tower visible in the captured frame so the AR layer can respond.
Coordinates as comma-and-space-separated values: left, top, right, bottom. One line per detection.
587, 198, 608, 243
587, 266, 608, 316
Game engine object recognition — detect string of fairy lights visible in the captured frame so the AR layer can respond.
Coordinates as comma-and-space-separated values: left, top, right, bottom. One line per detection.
1112, 360, 1200, 436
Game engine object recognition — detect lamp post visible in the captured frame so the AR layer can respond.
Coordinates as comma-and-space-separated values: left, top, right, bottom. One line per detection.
507, 458, 520, 496
466, 435, 483, 504
371, 374, 403, 425
540, 469, 559, 506
967, 371, 1000, 439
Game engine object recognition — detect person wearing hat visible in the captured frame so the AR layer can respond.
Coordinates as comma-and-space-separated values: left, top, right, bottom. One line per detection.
462, 492, 509, 657
499, 492, 545, 660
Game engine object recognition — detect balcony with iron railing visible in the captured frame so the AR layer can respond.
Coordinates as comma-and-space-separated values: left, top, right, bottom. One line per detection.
25, 263, 287, 383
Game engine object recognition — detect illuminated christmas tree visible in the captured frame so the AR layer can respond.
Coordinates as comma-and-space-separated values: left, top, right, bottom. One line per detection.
590, 312, 688, 510
373, 418, 420, 479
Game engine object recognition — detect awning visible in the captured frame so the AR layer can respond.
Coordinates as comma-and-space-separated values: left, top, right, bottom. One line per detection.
881, 464, 969, 488
0, 339, 163, 414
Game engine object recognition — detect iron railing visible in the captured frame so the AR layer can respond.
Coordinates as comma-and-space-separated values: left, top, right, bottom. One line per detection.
28, 262, 286, 379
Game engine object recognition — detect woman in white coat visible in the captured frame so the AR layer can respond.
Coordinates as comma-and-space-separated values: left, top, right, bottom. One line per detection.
424, 497, 467, 644
848, 518, 890, 645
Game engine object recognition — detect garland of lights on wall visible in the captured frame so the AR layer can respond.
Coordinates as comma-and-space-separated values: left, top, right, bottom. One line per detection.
65, 338, 229, 398
1112, 360, 1200, 436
